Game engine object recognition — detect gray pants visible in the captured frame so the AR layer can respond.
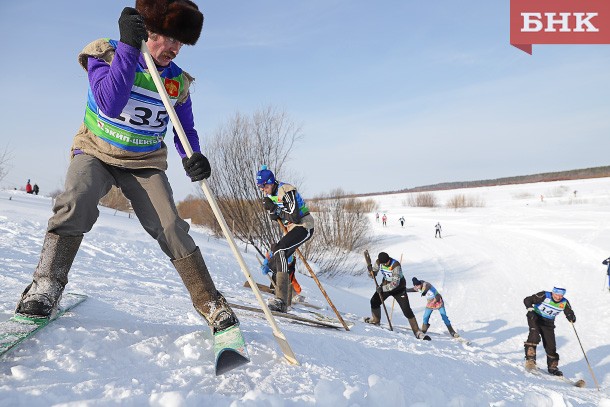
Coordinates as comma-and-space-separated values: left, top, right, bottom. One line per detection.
48, 154, 196, 260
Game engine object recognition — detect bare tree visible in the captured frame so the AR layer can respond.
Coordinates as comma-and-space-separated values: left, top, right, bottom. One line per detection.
176, 107, 377, 276
446, 194, 485, 210
302, 189, 374, 276
177, 194, 222, 236
203, 106, 303, 257
0, 146, 12, 184
406, 192, 437, 207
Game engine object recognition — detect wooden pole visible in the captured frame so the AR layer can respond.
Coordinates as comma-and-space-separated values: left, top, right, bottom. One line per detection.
389, 253, 403, 322
364, 250, 393, 331
571, 322, 600, 390
276, 220, 350, 331
141, 41, 298, 365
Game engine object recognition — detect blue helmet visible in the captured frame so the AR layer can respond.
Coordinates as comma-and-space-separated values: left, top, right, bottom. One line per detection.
256, 165, 276, 186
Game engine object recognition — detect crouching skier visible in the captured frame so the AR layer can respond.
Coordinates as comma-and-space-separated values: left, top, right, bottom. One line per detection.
15, 0, 238, 335
409, 277, 459, 338
257, 165, 314, 312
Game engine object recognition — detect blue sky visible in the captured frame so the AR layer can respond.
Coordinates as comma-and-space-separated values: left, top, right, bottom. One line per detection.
1, 1, 609, 200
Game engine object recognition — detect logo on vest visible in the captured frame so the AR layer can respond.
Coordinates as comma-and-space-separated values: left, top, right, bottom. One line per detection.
164, 78, 180, 97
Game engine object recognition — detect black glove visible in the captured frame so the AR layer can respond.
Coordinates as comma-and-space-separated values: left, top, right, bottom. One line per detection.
119, 7, 148, 49
376, 286, 383, 295
263, 197, 277, 211
567, 314, 576, 323
269, 212, 280, 221
182, 153, 211, 181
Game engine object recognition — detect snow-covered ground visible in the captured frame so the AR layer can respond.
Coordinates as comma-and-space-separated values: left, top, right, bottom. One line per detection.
1, 178, 609, 406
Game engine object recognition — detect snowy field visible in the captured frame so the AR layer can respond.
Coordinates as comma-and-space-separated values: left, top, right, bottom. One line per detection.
1, 177, 610, 406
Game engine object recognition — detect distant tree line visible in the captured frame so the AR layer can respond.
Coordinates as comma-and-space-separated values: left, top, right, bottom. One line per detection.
404, 192, 484, 209
349, 165, 610, 199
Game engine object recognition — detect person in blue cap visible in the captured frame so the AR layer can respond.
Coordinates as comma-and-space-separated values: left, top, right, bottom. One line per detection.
523, 286, 576, 376
256, 165, 314, 312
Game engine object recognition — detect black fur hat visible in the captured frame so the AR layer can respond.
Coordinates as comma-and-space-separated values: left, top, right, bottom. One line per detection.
136, 0, 204, 45
378, 252, 390, 264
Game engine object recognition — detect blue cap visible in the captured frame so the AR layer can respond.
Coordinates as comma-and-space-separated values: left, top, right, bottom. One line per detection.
256, 165, 275, 186
552, 287, 566, 296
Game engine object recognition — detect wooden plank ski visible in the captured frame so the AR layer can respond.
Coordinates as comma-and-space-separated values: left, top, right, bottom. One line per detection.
0, 293, 87, 358
361, 319, 432, 340
291, 298, 324, 310
276, 220, 350, 331
141, 42, 298, 367
214, 324, 250, 375
450, 335, 471, 346
243, 280, 274, 294
229, 292, 349, 327
243, 281, 325, 310
560, 376, 586, 388
229, 302, 344, 329
525, 365, 586, 387
296, 308, 356, 328
425, 331, 470, 345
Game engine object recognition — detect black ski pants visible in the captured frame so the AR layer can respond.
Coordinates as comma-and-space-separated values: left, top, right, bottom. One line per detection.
270, 225, 314, 274
526, 314, 559, 359
370, 278, 415, 319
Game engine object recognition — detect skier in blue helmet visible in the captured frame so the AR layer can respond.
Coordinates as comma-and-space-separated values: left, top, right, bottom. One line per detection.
256, 165, 314, 312
523, 286, 576, 376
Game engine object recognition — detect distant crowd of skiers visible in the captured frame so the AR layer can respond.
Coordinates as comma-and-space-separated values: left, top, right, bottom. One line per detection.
375, 213, 443, 238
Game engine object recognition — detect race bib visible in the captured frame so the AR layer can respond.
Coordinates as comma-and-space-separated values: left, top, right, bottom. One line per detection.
537, 303, 562, 318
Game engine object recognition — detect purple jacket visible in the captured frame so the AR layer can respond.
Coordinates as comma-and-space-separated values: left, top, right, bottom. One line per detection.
87, 41, 201, 158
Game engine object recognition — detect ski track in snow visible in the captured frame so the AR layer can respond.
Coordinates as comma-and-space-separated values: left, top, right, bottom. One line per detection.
1, 179, 610, 406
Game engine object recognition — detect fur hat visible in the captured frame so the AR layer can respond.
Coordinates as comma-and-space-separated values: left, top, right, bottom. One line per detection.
136, 0, 204, 45
377, 252, 390, 264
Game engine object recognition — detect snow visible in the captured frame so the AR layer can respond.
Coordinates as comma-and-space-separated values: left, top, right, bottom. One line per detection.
1, 178, 610, 406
